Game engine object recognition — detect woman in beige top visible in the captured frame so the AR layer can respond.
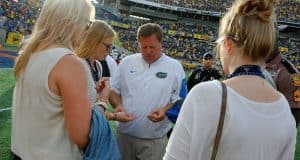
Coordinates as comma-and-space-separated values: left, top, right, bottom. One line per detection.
12, 0, 95, 159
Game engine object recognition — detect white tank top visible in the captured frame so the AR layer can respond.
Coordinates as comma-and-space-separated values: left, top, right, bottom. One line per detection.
11, 48, 83, 160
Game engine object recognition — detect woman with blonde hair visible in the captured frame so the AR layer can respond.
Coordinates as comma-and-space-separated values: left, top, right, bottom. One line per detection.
75, 20, 135, 122
12, 0, 95, 159
164, 0, 296, 160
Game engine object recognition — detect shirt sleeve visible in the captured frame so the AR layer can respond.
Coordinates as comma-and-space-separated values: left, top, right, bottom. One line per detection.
280, 132, 296, 160
110, 63, 122, 95
170, 63, 187, 103
164, 93, 194, 160
106, 55, 118, 78
164, 81, 224, 160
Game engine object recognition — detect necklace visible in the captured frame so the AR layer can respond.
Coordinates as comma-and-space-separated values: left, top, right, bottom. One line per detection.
227, 65, 265, 79
86, 59, 100, 82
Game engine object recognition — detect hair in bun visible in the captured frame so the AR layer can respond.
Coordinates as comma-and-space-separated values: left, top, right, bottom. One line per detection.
236, 0, 276, 22
218, 0, 276, 62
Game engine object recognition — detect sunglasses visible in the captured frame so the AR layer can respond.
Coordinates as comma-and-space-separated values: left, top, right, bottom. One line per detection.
215, 35, 240, 44
102, 42, 113, 51
214, 35, 241, 58
85, 21, 92, 30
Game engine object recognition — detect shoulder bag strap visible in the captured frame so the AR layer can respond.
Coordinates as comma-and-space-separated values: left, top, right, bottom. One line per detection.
211, 81, 227, 160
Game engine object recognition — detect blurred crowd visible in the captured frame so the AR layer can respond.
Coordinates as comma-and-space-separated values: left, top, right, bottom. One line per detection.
95, 6, 299, 69
277, 0, 300, 23
111, 16, 300, 68
0, 0, 38, 35
149, 0, 300, 23
113, 21, 216, 62
279, 37, 300, 68
0, 0, 299, 69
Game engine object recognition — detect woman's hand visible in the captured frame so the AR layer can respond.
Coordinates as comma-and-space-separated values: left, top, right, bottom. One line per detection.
96, 77, 110, 100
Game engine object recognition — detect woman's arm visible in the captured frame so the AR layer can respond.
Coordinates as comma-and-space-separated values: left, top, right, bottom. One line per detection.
50, 55, 92, 148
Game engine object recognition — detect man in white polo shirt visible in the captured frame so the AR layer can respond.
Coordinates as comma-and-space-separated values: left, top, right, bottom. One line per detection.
110, 23, 187, 160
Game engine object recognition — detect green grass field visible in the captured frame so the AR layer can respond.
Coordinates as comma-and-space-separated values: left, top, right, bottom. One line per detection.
1, 68, 300, 159
0, 69, 14, 159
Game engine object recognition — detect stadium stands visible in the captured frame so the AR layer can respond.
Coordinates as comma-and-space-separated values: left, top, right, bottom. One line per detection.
102, 8, 299, 69
148, 0, 300, 23
0, 0, 38, 34
0, 1, 299, 70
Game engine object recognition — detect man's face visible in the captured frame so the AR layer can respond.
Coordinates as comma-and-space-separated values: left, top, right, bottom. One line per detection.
139, 34, 162, 64
203, 58, 213, 69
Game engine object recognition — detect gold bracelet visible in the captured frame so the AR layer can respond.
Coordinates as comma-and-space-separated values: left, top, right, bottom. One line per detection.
95, 100, 108, 111
98, 97, 109, 104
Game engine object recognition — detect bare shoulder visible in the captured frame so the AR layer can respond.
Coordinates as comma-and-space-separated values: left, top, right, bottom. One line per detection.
55, 54, 87, 83
49, 54, 86, 96
55, 54, 83, 69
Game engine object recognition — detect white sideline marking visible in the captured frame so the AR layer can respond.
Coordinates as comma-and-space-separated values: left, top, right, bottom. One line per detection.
0, 107, 12, 112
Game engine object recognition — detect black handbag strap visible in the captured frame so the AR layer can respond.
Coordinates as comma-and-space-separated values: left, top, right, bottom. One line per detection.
211, 81, 227, 160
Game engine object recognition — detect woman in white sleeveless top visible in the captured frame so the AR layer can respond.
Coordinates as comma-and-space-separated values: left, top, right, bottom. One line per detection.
75, 20, 135, 122
12, 0, 94, 159
164, 0, 296, 160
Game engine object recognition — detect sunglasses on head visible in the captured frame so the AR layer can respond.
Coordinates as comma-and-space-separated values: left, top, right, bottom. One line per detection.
215, 35, 240, 44
214, 35, 241, 58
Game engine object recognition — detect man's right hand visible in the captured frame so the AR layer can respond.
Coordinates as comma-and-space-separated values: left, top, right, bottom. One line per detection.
114, 105, 135, 122
115, 112, 135, 122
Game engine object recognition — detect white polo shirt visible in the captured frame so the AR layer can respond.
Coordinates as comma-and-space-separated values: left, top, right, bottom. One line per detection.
105, 55, 118, 78
111, 53, 186, 139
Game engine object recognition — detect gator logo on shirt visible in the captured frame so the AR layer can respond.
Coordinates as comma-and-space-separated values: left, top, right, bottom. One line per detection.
156, 72, 168, 78
129, 70, 137, 73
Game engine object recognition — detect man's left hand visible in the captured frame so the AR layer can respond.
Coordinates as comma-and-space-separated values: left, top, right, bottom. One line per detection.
147, 108, 166, 123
